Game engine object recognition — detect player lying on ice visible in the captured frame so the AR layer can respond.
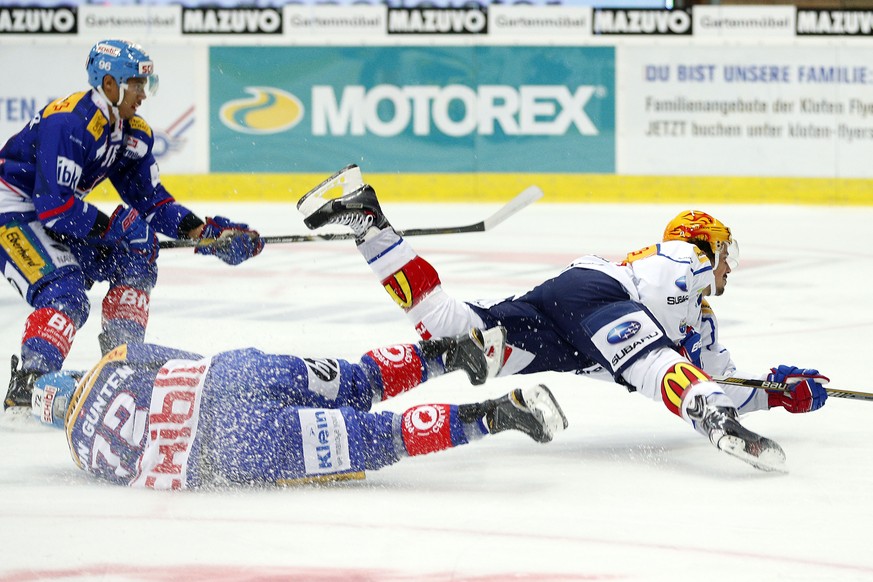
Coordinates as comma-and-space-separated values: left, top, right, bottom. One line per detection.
19, 327, 567, 490
297, 164, 830, 472
1, 39, 264, 410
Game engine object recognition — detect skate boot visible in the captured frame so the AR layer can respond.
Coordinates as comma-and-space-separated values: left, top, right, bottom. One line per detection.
298, 182, 389, 241
461, 384, 569, 443
5, 355, 40, 411
686, 393, 786, 472
420, 327, 506, 385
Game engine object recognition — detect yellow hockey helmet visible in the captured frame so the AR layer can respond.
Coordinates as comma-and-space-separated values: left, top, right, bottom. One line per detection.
663, 210, 738, 268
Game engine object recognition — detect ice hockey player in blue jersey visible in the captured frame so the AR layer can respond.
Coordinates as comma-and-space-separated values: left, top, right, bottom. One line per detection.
297, 165, 830, 472
1, 40, 264, 407
27, 327, 567, 489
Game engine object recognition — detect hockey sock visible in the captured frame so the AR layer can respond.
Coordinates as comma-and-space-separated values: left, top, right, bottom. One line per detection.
400, 404, 483, 457
101, 286, 150, 353
21, 307, 76, 373
361, 344, 428, 402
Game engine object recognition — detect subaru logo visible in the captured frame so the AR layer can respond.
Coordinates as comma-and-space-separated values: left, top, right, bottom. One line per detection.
607, 321, 641, 344
674, 276, 687, 291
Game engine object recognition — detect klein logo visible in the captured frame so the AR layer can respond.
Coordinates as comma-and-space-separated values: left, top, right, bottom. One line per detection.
219, 87, 304, 134
607, 321, 641, 344
304, 358, 340, 382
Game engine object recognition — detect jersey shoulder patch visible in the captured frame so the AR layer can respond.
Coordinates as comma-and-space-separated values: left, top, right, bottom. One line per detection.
42, 92, 88, 119
701, 298, 714, 316
128, 116, 153, 138
86, 109, 108, 141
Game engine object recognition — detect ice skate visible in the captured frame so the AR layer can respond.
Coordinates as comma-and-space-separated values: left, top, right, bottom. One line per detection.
420, 327, 506, 385
297, 164, 363, 218
298, 169, 388, 240
687, 394, 787, 472
481, 384, 569, 443
5, 355, 39, 411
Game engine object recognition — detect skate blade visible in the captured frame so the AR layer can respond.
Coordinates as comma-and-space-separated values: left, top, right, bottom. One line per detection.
717, 434, 787, 473
481, 326, 507, 379
523, 384, 569, 442
297, 164, 363, 218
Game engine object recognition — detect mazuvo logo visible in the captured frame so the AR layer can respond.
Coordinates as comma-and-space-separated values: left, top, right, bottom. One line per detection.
182, 7, 282, 34
797, 10, 873, 35
0, 6, 77, 33
593, 9, 691, 35
220, 84, 602, 137
388, 7, 487, 34
219, 87, 304, 134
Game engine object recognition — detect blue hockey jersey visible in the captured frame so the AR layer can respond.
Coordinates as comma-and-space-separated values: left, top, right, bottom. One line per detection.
65, 343, 207, 489
0, 88, 193, 237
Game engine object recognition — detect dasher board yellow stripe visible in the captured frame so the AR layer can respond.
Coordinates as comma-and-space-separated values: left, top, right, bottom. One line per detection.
86, 174, 873, 206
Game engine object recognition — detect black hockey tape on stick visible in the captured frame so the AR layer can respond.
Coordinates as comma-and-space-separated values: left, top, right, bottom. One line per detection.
714, 376, 873, 402
158, 185, 544, 249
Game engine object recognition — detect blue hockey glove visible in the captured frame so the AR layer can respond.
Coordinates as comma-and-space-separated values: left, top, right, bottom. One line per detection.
766, 365, 829, 413
101, 205, 158, 264
194, 216, 264, 266
678, 327, 702, 367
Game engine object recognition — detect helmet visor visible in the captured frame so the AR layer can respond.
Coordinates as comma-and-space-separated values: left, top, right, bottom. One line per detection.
723, 239, 739, 269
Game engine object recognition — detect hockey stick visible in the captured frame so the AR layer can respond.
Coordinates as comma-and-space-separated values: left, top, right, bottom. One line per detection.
714, 376, 873, 402
158, 185, 544, 249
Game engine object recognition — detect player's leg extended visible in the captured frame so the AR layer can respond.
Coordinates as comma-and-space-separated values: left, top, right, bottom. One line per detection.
202, 385, 567, 486
298, 176, 483, 341
1, 217, 89, 407
206, 329, 504, 414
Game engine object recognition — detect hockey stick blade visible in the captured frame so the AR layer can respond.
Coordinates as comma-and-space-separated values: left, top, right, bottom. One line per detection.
159, 186, 543, 249
714, 376, 873, 402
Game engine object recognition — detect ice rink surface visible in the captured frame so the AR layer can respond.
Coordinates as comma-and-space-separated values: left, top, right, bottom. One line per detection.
1, 199, 872, 582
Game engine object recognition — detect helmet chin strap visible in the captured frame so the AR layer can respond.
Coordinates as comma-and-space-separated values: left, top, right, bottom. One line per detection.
95, 82, 124, 122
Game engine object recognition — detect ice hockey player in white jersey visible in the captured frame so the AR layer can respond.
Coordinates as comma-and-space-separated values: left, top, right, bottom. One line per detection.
297, 165, 830, 472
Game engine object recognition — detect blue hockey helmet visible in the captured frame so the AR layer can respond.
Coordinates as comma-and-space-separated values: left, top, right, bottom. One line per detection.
31, 371, 81, 430
86, 39, 159, 97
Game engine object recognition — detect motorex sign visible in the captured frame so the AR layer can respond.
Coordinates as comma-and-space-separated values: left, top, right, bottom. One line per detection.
210, 46, 615, 173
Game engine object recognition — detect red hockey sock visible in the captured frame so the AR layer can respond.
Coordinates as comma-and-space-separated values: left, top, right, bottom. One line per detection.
102, 286, 150, 330
363, 344, 426, 400
400, 403, 460, 457
22, 307, 76, 369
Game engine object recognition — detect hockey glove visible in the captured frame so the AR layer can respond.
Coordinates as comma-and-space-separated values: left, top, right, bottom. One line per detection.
101, 205, 158, 264
678, 327, 703, 368
766, 365, 829, 413
194, 216, 264, 266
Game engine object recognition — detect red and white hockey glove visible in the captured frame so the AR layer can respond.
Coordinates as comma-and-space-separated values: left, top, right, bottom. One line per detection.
766, 365, 829, 413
